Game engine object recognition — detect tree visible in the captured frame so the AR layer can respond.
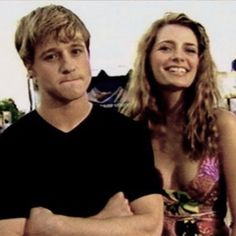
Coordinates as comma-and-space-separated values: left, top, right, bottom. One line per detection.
0, 98, 25, 123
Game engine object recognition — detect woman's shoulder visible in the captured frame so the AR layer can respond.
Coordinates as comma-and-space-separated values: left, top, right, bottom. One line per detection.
215, 108, 236, 134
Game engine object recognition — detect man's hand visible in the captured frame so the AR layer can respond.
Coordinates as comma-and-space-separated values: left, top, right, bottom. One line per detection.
94, 192, 133, 219
24, 207, 57, 236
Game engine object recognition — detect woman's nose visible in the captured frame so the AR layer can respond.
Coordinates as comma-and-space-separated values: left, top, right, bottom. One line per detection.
171, 49, 185, 62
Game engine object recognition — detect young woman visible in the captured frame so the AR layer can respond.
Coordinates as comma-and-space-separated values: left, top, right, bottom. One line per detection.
121, 12, 236, 236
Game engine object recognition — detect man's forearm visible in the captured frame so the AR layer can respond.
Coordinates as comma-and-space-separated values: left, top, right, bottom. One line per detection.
24, 194, 163, 236
53, 211, 161, 236
0, 218, 26, 236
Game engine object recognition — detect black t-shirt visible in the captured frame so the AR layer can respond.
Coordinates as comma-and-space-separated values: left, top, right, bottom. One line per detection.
0, 105, 162, 219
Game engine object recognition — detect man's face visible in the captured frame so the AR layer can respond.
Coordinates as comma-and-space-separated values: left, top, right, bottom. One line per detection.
30, 32, 91, 103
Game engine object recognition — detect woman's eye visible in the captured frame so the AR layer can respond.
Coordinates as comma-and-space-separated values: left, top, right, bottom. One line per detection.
186, 48, 198, 54
159, 46, 171, 51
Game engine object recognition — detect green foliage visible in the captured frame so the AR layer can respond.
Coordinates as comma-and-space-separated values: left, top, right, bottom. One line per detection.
0, 98, 25, 123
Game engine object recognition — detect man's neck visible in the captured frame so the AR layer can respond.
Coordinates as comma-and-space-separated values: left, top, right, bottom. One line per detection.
36, 98, 93, 133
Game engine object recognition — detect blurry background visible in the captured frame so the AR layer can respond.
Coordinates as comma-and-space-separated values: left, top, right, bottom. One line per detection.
0, 0, 236, 112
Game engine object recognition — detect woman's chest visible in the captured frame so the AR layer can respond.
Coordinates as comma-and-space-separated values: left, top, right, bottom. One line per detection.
152, 137, 200, 190
156, 155, 200, 190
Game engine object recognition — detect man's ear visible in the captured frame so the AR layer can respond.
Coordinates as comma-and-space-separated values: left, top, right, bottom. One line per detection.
26, 65, 35, 79
26, 65, 39, 90
27, 71, 32, 79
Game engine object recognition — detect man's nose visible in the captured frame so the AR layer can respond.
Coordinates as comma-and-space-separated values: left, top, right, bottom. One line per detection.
60, 55, 76, 74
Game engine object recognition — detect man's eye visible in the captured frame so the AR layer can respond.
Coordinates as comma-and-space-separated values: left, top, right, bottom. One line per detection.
44, 54, 58, 61
72, 48, 83, 55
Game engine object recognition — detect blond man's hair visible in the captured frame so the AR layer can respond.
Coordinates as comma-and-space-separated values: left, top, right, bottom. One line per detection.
15, 4, 90, 66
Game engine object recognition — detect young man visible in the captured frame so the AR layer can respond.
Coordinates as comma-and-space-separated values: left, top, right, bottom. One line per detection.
0, 4, 163, 236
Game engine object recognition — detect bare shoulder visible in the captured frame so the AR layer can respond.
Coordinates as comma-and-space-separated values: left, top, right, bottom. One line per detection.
215, 108, 236, 132
215, 108, 236, 152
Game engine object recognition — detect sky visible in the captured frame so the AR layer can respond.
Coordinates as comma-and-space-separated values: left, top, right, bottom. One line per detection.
0, 0, 236, 112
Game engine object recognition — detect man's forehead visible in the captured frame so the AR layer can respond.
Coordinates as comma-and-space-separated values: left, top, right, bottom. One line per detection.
39, 31, 85, 46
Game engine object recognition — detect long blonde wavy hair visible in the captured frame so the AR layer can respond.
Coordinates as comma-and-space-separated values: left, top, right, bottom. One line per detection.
121, 12, 221, 160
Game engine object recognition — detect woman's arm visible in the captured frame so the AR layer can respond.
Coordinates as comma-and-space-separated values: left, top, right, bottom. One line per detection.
217, 109, 236, 236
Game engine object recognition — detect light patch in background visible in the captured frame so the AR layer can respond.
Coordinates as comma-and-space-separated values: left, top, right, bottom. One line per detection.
0, 0, 236, 111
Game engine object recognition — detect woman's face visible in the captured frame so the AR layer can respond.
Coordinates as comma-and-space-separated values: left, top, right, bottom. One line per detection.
150, 24, 199, 92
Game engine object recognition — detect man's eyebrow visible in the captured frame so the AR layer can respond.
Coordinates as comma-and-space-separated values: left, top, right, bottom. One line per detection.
38, 38, 86, 57
70, 42, 85, 47
39, 48, 58, 58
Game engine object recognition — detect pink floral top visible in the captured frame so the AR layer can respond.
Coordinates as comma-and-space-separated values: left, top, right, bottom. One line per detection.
162, 156, 230, 236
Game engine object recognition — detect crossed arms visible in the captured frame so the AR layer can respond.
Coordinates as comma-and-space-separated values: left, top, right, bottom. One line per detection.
0, 192, 163, 236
